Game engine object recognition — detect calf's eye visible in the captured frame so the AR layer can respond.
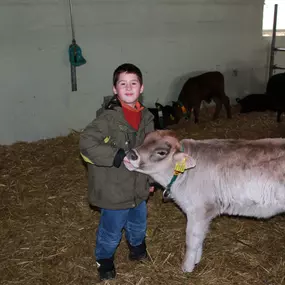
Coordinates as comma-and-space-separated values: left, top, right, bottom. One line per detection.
157, 151, 167, 156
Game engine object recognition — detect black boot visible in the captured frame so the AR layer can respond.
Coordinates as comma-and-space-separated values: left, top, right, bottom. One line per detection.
128, 240, 149, 261
96, 258, 116, 281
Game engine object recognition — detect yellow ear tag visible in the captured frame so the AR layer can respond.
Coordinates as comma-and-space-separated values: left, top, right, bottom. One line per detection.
170, 114, 175, 120
104, 136, 110, 143
181, 106, 187, 114
174, 158, 187, 173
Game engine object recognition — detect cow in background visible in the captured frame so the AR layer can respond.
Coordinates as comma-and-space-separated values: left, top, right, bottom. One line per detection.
148, 103, 178, 130
236, 94, 275, 113
236, 72, 285, 122
172, 71, 232, 124
123, 130, 285, 273
266, 72, 285, 122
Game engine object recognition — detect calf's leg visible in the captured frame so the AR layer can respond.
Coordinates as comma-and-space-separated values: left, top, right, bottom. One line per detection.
182, 211, 212, 272
277, 110, 282, 122
212, 97, 223, 120
193, 103, 201, 124
222, 94, 232, 119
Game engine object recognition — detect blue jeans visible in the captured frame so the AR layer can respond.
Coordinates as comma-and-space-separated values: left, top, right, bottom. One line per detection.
95, 201, 147, 260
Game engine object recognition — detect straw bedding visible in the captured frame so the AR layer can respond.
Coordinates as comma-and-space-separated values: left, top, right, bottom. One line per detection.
1, 106, 285, 285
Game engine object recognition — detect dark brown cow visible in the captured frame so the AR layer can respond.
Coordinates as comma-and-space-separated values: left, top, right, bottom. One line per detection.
236, 72, 285, 122
173, 71, 232, 123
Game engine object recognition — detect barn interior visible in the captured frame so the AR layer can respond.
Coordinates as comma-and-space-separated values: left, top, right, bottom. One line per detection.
1, 1, 285, 284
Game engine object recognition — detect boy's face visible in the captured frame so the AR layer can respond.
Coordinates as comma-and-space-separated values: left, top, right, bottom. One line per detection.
113, 72, 144, 107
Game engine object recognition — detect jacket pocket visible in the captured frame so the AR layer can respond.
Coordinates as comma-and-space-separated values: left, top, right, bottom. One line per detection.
96, 166, 136, 206
135, 172, 149, 199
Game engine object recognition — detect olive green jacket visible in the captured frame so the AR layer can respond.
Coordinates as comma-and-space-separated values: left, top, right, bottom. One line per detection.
79, 97, 154, 209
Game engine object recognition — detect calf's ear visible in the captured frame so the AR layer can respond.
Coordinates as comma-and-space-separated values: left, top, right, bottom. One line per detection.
173, 152, 196, 170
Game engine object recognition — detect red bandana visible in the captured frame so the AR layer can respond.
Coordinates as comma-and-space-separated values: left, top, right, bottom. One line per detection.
119, 100, 144, 131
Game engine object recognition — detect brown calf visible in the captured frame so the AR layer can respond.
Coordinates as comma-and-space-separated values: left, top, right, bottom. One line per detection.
173, 71, 232, 123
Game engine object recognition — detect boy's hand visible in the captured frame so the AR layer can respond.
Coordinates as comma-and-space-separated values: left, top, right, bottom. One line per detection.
113, 148, 126, 168
148, 182, 163, 193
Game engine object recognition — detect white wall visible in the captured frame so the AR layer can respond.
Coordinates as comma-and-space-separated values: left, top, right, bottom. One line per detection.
0, 0, 278, 145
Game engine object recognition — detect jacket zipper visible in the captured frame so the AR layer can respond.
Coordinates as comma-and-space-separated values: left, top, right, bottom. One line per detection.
125, 132, 137, 207
133, 131, 137, 207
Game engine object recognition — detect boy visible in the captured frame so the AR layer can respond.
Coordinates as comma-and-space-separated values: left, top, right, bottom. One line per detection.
79, 63, 155, 281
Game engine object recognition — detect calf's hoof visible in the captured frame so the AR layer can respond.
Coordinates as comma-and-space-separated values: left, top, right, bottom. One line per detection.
181, 261, 195, 273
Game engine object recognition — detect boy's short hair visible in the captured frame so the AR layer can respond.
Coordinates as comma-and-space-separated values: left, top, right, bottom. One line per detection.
113, 63, 143, 86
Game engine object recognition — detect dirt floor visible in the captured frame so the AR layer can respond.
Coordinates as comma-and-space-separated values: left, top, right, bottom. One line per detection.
1, 106, 285, 285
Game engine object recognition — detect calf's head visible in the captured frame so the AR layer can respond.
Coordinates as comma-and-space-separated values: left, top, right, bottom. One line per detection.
172, 101, 192, 124
123, 130, 196, 187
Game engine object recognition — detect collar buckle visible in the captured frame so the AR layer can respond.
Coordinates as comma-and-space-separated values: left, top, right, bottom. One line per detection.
163, 187, 172, 200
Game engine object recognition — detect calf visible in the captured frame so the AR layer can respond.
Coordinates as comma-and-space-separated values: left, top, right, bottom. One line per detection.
173, 71, 232, 123
266, 72, 285, 122
236, 94, 276, 113
148, 103, 178, 130
123, 130, 285, 273
236, 72, 285, 122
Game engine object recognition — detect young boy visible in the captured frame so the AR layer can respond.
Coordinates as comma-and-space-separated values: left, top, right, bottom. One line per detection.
79, 63, 155, 281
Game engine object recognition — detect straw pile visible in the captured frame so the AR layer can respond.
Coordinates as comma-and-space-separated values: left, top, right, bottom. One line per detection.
1, 106, 285, 285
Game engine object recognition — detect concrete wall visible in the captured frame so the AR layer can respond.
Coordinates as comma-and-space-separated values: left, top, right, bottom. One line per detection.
0, 0, 281, 145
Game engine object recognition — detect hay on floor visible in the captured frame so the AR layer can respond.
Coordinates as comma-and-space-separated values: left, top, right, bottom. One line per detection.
1, 107, 285, 285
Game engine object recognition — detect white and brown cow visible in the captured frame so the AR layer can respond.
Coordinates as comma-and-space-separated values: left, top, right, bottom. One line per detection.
123, 130, 285, 273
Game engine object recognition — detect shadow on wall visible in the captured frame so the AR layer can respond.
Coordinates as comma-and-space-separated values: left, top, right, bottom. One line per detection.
224, 60, 267, 99
166, 63, 267, 106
